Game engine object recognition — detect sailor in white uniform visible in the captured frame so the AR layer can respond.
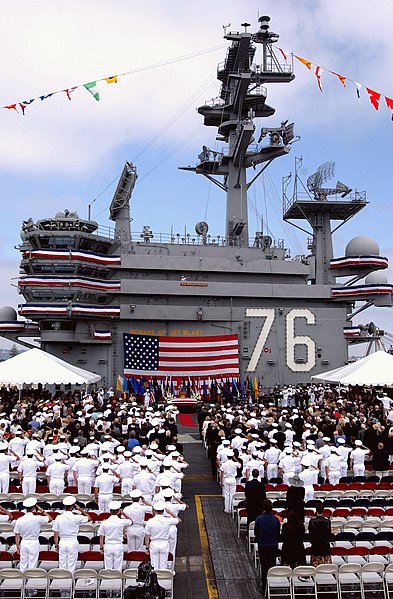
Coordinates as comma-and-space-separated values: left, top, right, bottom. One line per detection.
0, 442, 18, 493
350, 440, 370, 477
220, 450, 238, 513
52, 496, 91, 572
123, 489, 152, 551
72, 450, 99, 495
46, 453, 69, 496
99, 501, 133, 571
325, 447, 342, 486
18, 449, 45, 495
144, 502, 180, 570
14, 498, 53, 572
93, 463, 121, 513
264, 439, 280, 481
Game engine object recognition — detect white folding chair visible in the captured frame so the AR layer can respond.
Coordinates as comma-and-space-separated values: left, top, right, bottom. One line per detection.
23, 568, 48, 599
248, 521, 256, 553
231, 491, 245, 516
315, 563, 339, 599
122, 569, 137, 596
0, 567, 24, 598
360, 562, 386, 598
74, 568, 98, 598
338, 563, 362, 599
237, 509, 248, 538
266, 565, 292, 599
384, 563, 393, 598
155, 569, 174, 599
98, 569, 122, 599
292, 565, 316, 599
47, 568, 74, 599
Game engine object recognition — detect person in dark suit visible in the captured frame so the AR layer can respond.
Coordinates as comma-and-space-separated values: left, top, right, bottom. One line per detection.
286, 473, 305, 522
245, 468, 266, 525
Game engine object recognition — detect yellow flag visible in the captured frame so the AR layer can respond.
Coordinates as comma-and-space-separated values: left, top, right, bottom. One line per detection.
294, 55, 312, 70
116, 375, 123, 391
254, 377, 258, 400
105, 76, 118, 84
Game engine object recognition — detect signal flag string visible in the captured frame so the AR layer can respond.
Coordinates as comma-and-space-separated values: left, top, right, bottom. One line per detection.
277, 47, 393, 119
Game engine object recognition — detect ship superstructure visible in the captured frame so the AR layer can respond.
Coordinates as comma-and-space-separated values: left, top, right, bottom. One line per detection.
0, 17, 391, 389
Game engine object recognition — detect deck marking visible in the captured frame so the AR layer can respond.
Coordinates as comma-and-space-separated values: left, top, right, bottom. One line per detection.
195, 494, 220, 599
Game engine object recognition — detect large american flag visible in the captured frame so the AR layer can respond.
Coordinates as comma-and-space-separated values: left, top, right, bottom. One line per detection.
123, 333, 239, 377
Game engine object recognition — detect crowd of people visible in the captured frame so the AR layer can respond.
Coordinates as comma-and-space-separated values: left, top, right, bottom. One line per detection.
198, 384, 393, 594
0, 386, 189, 575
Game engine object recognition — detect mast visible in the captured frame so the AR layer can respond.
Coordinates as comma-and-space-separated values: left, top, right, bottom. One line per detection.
180, 17, 295, 246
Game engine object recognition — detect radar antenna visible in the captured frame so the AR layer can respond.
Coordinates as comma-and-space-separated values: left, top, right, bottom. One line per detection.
307, 161, 352, 200
109, 162, 137, 221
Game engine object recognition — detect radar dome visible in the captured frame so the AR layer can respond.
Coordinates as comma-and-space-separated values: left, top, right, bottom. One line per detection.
345, 236, 380, 257
365, 271, 388, 286
0, 306, 17, 321
55, 211, 66, 219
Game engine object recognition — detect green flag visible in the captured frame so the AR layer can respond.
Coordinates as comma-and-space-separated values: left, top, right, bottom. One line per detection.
83, 81, 100, 101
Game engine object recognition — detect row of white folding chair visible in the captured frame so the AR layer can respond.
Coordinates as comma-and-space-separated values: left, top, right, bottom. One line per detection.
0, 567, 174, 599
266, 562, 389, 599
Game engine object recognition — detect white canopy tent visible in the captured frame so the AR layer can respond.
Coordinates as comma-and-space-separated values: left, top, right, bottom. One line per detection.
0, 347, 101, 386
311, 350, 393, 386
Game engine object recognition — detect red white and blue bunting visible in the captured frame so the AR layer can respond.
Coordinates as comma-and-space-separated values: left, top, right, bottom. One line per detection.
332, 284, 393, 297
93, 330, 112, 340
330, 256, 389, 269
18, 303, 120, 317
343, 326, 362, 337
22, 249, 121, 265
18, 276, 121, 291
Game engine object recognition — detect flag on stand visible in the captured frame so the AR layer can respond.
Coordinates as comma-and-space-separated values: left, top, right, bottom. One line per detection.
123, 333, 239, 378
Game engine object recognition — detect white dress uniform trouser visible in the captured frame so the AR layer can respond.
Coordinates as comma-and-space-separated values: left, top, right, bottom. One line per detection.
22, 477, 36, 495
98, 493, 113, 513
0, 472, 9, 494
353, 464, 365, 477
149, 539, 169, 570
304, 485, 315, 503
59, 538, 79, 573
121, 478, 133, 496
78, 477, 93, 495
222, 477, 236, 512
267, 464, 278, 481
104, 542, 123, 571
283, 471, 295, 486
49, 478, 65, 496
20, 539, 40, 572
127, 524, 145, 551
168, 525, 177, 556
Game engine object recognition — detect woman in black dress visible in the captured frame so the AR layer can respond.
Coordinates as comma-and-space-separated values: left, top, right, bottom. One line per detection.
281, 510, 306, 568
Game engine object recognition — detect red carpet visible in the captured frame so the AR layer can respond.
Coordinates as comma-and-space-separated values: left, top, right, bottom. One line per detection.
178, 413, 198, 427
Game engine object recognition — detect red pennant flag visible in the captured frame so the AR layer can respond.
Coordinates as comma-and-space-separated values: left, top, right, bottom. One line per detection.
385, 96, 393, 110
63, 87, 77, 101
315, 66, 324, 92
366, 87, 381, 110
294, 55, 312, 70
4, 104, 18, 112
278, 48, 289, 61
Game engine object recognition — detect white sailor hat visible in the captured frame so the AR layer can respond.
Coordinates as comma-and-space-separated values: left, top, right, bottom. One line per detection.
337, 438, 345, 444
108, 501, 122, 511
355, 440, 362, 446
270, 438, 277, 444
307, 439, 315, 445
293, 441, 301, 448
222, 440, 230, 446
116, 446, 125, 453
102, 463, 111, 470
251, 434, 259, 439
166, 445, 176, 451
322, 437, 331, 442
54, 454, 63, 460
69, 447, 79, 454
172, 451, 180, 457
124, 451, 132, 458
285, 447, 292, 454
162, 488, 174, 498
139, 457, 148, 466
133, 447, 142, 453
150, 443, 158, 450
145, 450, 153, 457
285, 423, 292, 429
163, 458, 173, 467
305, 423, 311, 428
154, 502, 166, 511
0, 442, 7, 451
227, 450, 234, 457
234, 428, 242, 434
159, 477, 171, 487
63, 496, 76, 506
272, 423, 278, 428
26, 449, 35, 455
130, 489, 142, 499
23, 498, 37, 508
